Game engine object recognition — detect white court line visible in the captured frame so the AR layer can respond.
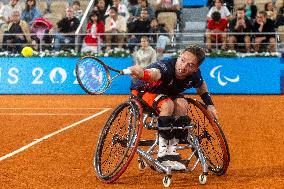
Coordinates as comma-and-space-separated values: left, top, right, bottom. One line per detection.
0, 113, 101, 116
0, 108, 110, 162
0, 108, 108, 109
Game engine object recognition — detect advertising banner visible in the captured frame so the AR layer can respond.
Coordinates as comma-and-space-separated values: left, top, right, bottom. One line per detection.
197, 57, 280, 94
280, 58, 284, 94
0, 57, 281, 94
0, 57, 133, 94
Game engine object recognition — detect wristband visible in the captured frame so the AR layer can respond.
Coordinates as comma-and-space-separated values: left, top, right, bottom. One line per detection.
200, 92, 214, 106
141, 69, 151, 81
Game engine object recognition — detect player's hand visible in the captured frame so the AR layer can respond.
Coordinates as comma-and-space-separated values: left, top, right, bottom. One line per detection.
207, 105, 218, 120
128, 65, 144, 79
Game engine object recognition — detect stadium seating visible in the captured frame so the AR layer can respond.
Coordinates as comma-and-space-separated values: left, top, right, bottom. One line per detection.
183, 0, 208, 8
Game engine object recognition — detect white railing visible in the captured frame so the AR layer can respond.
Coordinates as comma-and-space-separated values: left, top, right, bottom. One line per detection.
0, 31, 283, 54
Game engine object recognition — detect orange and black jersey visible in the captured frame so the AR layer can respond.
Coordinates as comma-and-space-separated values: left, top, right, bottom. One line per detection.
130, 57, 204, 95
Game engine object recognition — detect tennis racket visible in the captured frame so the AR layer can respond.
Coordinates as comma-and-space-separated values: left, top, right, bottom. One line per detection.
76, 56, 132, 94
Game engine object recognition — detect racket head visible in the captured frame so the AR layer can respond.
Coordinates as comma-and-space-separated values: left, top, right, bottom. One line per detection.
76, 56, 111, 94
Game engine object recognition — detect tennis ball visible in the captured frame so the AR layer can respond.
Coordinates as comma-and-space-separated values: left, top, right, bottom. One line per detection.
21, 46, 33, 57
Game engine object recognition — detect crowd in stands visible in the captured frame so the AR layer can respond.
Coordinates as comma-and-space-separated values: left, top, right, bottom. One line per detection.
205, 0, 283, 53
0, 0, 284, 59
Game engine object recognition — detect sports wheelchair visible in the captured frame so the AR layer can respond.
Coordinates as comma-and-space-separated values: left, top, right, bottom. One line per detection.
94, 95, 230, 187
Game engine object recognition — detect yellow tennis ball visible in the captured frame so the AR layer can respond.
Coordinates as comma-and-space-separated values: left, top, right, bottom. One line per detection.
21, 46, 33, 57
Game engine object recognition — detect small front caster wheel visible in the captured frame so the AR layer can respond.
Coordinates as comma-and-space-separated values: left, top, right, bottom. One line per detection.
163, 175, 171, 187
138, 160, 146, 170
199, 174, 207, 185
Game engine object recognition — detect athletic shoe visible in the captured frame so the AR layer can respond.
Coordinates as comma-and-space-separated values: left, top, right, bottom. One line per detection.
158, 135, 168, 157
157, 155, 186, 170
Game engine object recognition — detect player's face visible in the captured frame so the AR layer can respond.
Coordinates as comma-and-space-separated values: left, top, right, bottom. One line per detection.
175, 51, 199, 79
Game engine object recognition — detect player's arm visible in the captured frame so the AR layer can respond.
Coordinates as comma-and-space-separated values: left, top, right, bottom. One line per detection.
128, 64, 161, 81
196, 81, 218, 119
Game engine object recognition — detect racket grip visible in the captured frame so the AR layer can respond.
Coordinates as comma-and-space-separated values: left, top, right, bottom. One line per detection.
122, 69, 132, 75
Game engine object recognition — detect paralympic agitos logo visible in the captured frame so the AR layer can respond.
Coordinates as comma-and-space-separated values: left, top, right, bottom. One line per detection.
210, 65, 240, 86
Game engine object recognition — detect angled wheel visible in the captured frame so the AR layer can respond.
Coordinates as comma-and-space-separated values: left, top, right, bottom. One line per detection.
94, 100, 143, 183
163, 175, 172, 187
186, 98, 230, 176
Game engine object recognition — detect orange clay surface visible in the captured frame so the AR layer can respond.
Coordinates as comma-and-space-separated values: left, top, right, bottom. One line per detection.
0, 95, 283, 189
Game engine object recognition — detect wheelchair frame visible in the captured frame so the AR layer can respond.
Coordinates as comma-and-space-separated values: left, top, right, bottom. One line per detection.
94, 95, 230, 187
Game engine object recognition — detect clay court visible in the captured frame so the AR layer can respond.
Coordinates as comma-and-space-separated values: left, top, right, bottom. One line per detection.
0, 95, 283, 188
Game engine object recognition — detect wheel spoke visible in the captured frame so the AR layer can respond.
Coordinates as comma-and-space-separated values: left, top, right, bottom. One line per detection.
187, 98, 230, 175
94, 100, 143, 182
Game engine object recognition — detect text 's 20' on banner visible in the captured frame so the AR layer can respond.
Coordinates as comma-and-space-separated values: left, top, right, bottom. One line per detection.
0, 57, 133, 94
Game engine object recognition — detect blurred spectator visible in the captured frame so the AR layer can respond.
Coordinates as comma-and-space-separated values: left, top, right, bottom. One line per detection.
276, 3, 284, 27
105, 0, 130, 21
276, 2, 284, 43
265, 2, 277, 21
30, 17, 53, 50
0, 0, 22, 30
207, 0, 231, 20
95, 0, 112, 8
105, 6, 127, 50
45, 0, 74, 14
132, 0, 155, 21
2, 10, 31, 53
206, 11, 228, 51
228, 7, 252, 52
94, 0, 108, 21
244, 0, 257, 21
81, 11, 105, 53
21, 0, 42, 27
128, 0, 138, 18
54, 7, 80, 51
207, 0, 234, 12
148, 18, 170, 60
133, 36, 156, 68
252, 11, 276, 52
68, 0, 74, 6
72, 1, 83, 20
44, 0, 52, 14
155, 0, 180, 34
128, 8, 150, 52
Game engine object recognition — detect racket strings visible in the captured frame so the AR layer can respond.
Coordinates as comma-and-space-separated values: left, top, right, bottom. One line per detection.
77, 58, 109, 94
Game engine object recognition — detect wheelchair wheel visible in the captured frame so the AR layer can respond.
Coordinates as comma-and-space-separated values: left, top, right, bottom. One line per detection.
94, 99, 143, 183
186, 98, 230, 176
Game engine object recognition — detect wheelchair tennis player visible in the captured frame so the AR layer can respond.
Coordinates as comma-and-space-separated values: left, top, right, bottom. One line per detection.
127, 44, 217, 170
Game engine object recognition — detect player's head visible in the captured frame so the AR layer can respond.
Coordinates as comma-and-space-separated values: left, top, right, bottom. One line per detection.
182, 44, 206, 66
175, 44, 206, 79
